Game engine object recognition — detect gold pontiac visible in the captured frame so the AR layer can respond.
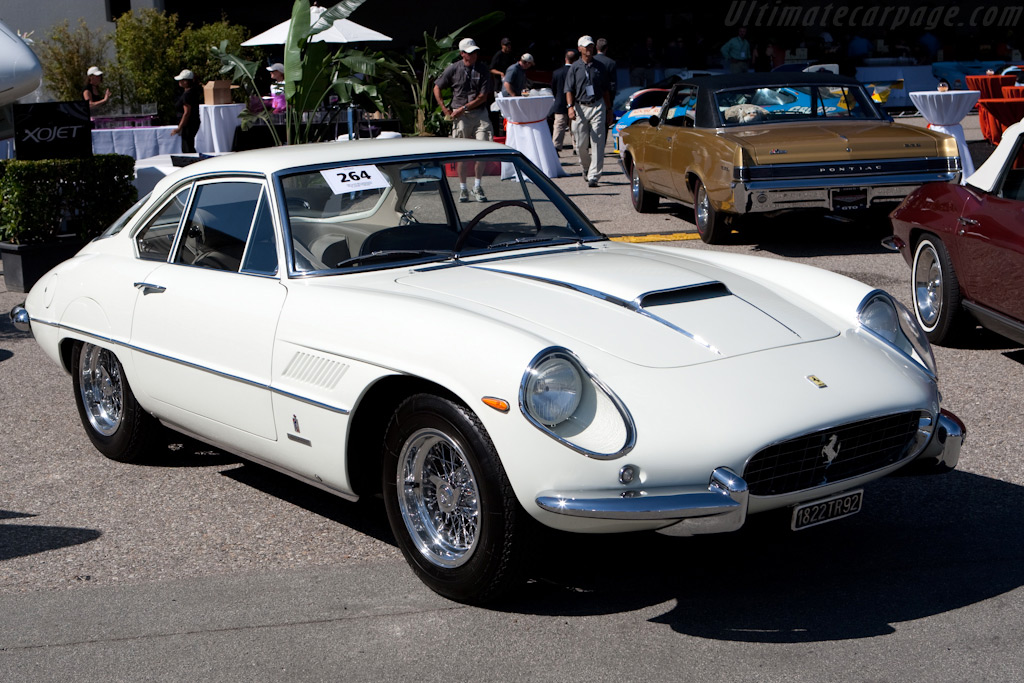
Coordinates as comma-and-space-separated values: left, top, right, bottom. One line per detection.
618, 72, 961, 243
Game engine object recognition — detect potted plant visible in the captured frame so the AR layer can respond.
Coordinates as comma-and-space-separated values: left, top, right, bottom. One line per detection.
0, 155, 136, 293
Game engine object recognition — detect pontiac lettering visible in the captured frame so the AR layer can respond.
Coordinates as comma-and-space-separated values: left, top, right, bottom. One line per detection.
818, 164, 883, 174
21, 125, 85, 143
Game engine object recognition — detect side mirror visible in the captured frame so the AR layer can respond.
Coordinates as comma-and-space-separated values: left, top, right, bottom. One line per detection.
647, 115, 660, 127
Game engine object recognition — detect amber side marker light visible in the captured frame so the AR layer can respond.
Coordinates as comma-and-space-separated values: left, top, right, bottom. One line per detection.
482, 397, 510, 413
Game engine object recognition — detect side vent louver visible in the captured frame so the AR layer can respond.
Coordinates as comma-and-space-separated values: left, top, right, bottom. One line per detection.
283, 352, 348, 389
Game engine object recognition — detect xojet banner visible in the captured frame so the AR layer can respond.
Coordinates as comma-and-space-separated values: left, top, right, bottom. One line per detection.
13, 101, 92, 160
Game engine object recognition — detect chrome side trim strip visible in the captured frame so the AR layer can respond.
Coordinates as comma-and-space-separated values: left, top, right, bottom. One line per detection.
37, 319, 350, 415
476, 267, 722, 355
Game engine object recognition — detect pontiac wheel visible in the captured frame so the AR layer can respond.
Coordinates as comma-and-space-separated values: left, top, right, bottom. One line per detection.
694, 179, 728, 244
383, 394, 524, 603
630, 162, 658, 213
72, 342, 156, 462
912, 235, 967, 344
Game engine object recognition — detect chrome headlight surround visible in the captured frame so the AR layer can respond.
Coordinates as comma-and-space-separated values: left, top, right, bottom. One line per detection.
520, 347, 636, 460
858, 290, 937, 377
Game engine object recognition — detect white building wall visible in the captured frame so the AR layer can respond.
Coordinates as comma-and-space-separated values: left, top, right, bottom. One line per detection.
0, 1, 164, 102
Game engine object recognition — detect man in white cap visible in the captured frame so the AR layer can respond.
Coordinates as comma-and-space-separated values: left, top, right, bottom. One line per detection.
564, 35, 611, 187
434, 37, 493, 202
172, 69, 202, 153
502, 53, 534, 97
267, 62, 285, 96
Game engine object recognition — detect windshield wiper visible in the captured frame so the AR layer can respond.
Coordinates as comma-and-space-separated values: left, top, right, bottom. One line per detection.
335, 250, 454, 269
486, 236, 581, 249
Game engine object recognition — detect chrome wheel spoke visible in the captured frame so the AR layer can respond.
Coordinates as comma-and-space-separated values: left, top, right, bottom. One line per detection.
79, 344, 124, 437
397, 428, 480, 568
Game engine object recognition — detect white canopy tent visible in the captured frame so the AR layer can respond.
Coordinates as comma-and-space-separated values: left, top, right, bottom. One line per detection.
241, 5, 391, 46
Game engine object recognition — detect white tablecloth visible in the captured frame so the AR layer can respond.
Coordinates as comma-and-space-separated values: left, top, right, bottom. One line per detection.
195, 103, 245, 153
91, 126, 181, 159
910, 90, 981, 181
133, 155, 180, 195
495, 94, 565, 179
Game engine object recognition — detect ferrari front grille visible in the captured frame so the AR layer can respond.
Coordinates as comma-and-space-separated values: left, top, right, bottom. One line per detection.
743, 412, 923, 496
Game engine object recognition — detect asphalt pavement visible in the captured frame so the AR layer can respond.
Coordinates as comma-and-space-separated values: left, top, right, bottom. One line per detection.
1, 116, 1022, 681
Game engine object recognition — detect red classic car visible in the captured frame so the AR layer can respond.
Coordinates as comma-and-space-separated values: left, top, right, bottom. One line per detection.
888, 120, 1024, 345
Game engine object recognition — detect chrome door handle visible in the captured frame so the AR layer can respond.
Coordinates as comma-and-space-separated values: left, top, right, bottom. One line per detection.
134, 282, 166, 295
957, 216, 979, 226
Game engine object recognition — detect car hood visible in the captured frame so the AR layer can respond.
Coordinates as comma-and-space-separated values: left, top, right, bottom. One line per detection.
721, 121, 944, 164
397, 245, 839, 368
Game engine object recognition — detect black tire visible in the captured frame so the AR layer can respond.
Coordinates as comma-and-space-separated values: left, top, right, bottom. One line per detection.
911, 235, 968, 345
382, 394, 524, 604
71, 341, 157, 463
629, 161, 658, 213
694, 179, 729, 244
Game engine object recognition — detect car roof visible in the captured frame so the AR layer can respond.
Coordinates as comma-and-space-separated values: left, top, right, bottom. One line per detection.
680, 71, 863, 91
160, 137, 511, 184
673, 72, 867, 128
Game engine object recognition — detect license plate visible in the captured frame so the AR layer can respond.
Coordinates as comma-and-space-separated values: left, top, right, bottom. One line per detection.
833, 190, 867, 211
791, 489, 863, 530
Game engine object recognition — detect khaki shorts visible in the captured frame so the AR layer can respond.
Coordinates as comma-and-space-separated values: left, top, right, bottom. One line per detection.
452, 108, 493, 141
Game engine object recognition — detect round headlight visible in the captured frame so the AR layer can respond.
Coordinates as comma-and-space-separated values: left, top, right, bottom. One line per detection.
859, 292, 936, 376
859, 294, 900, 344
525, 355, 583, 426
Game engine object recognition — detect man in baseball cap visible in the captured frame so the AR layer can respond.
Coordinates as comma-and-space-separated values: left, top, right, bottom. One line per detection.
564, 35, 611, 187
502, 52, 534, 97
434, 38, 494, 201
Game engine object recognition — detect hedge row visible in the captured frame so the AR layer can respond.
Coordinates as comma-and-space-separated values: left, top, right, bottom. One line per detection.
0, 155, 138, 244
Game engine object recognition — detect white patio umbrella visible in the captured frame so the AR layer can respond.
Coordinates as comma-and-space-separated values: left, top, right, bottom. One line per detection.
241, 5, 391, 46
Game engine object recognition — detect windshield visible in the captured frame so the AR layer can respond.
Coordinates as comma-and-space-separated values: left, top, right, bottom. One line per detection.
279, 154, 603, 275
714, 84, 881, 125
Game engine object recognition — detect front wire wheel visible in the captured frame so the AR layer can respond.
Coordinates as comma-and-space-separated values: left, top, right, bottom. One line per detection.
398, 427, 481, 568
383, 394, 524, 603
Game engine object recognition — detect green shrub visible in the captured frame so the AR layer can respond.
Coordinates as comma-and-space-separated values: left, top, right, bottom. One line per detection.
34, 19, 112, 102
176, 20, 252, 88
111, 9, 181, 123
0, 155, 138, 244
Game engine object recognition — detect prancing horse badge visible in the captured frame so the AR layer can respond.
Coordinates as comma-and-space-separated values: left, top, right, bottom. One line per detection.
806, 375, 827, 388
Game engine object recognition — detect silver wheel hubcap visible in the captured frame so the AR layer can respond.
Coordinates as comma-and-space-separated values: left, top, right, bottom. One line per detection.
79, 344, 124, 436
914, 244, 942, 329
631, 167, 641, 204
696, 186, 709, 231
397, 428, 480, 568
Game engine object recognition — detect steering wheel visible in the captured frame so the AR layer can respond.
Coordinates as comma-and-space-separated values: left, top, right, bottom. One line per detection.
455, 200, 542, 251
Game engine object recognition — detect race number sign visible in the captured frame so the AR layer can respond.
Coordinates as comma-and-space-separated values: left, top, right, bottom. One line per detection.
320, 165, 391, 194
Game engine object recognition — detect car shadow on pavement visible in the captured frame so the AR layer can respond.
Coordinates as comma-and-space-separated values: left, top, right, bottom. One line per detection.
496, 470, 1024, 641
0, 510, 102, 561
219, 462, 395, 545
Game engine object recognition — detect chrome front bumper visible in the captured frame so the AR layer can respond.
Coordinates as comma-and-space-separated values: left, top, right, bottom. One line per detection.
9, 304, 30, 332
535, 410, 965, 535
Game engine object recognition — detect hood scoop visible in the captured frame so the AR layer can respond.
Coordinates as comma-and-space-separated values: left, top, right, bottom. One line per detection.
638, 283, 731, 307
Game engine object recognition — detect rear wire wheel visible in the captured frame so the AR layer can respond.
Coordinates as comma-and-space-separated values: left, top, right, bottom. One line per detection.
71, 341, 157, 463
